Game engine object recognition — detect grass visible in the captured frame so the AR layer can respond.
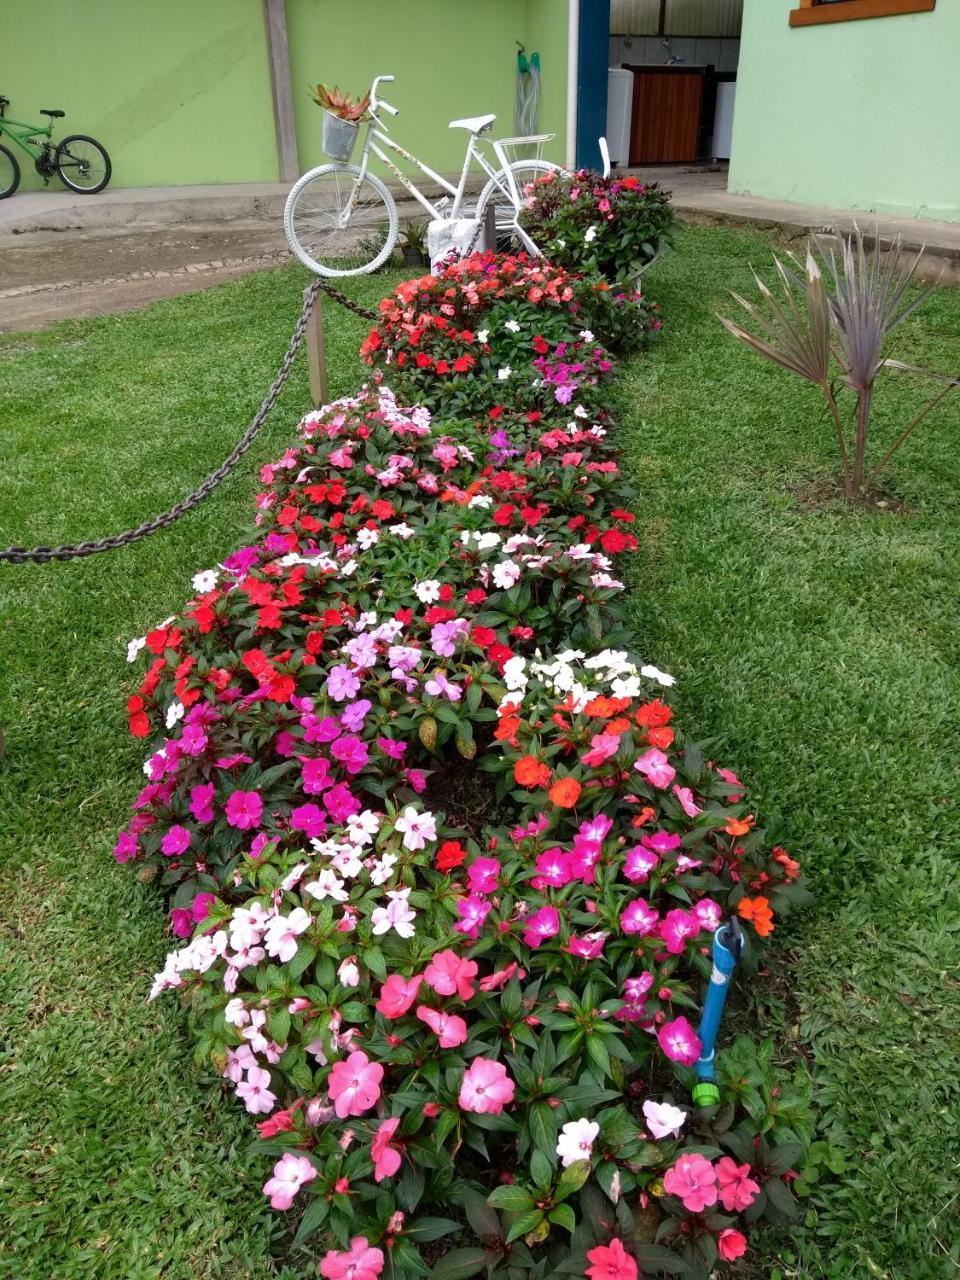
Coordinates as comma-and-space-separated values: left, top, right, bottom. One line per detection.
0, 263, 403, 1279
620, 227, 960, 1279
1, 229, 958, 1279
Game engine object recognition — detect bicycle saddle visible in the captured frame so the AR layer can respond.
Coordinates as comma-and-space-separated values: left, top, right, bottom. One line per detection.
448, 114, 495, 134
40, 109, 65, 118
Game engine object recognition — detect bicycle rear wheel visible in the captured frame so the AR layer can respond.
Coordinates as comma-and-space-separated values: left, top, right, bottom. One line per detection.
56, 134, 111, 193
284, 164, 398, 277
0, 144, 20, 199
475, 160, 562, 256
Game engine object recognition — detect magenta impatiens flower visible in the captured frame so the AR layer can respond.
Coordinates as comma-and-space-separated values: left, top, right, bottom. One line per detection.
327, 1050, 384, 1118
458, 1057, 515, 1114
716, 1156, 761, 1211
657, 1015, 702, 1066
319, 1236, 385, 1280
160, 824, 191, 856
663, 1151, 718, 1212
620, 898, 659, 936
522, 905, 561, 948
658, 908, 699, 955
225, 789, 263, 830
263, 1152, 317, 1209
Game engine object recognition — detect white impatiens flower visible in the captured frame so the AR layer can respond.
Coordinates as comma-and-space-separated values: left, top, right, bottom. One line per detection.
126, 636, 146, 663
492, 559, 521, 590
414, 580, 441, 604
191, 568, 219, 594
356, 527, 380, 550
346, 809, 381, 846
497, 366, 513, 382
165, 701, 185, 730
369, 852, 398, 886
476, 328, 489, 343
263, 909, 312, 963
224, 998, 249, 1027
573, 405, 589, 419
584, 225, 597, 243
640, 663, 676, 688
467, 494, 492, 509
579, 329, 595, 343
388, 522, 416, 539
502, 655, 529, 692
642, 1100, 687, 1140
504, 318, 521, 333
556, 1118, 600, 1167
304, 869, 349, 903
394, 806, 437, 851
337, 957, 361, 988
370, 887, 417, 939
330, 844, 363, 879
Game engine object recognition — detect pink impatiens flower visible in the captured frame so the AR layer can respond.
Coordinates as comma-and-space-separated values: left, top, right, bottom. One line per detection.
262, 1152, 317, 1209
522, 905, 561, 948
634, 748, 676, 790
663, 1152, 718, 1212
620, 899, 659, 936
622, 844, 658, 883
225, 789, 263, 830
416, 1005, 469, 1048
423, 950, 478, 999
161, 824, 191, 856
657, 1015, 702, 1066
585, 1237, 638, 1280
718, 1228, 748, 1261
327, 1050, 384, 1118
319, 1236, 385, 1280
375, 974, 423, 1018
370, 1116, 402, 1182
716, 1156, 761, 1211
458, 1057, 515, 1114
236, 1064, 277, 1115
466, 856, 501, 894
658, 908, 699, 955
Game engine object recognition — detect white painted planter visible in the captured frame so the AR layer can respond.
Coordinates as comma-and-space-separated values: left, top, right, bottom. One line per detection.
322, 112, 359, 162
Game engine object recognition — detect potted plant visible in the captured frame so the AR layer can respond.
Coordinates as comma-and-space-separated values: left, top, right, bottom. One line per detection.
398, 217, 428, 267
310, 83, 370, 162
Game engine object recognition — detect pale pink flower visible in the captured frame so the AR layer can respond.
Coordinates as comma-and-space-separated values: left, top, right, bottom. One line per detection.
634, 748, 676, 790
423, 950, 478, 999
327, 1050, 384, 1119
264, 908, 312, 963
236, 1064, 277, 1115
671, 784, 702, 817
370, 888, 416, 939
319, 1236, 385, 1280
394, 806, 437, 851
556, 1117, 599, 1167
263, 1152, 317, 1209
458, 1057, 515, 1114
370, 1116, 402, 1183
642, 1099, 687, 1139
416, 1005, 468, 1048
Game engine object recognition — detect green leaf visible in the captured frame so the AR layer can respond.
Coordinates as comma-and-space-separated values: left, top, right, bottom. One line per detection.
461, 1188, 501, 1241
556, 1159, 592, 1201
530, 1149, 554, 1190
548, 1203, 577, 1233
487, 1184, 536, 1212
404, 1216, 461, 1242
292, 1192, 328, 1245
505, 1208, 546, 1244
430, 1248, 490, 1280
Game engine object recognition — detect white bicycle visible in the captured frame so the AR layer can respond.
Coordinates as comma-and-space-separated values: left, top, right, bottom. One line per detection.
284, 73, 564, 277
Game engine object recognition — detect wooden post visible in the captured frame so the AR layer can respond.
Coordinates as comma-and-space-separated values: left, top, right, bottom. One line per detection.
304, 286, 328, 407
262, 0, 300, 183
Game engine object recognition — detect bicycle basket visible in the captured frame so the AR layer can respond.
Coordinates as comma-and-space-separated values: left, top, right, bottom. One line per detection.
322, 111, 360, 162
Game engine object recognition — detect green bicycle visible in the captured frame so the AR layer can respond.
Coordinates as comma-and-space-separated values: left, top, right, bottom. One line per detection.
0, 94, 111, 199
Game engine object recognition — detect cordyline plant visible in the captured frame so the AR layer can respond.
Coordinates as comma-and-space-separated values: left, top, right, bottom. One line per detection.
720, 225, 958, 498
311, 83, 370, 122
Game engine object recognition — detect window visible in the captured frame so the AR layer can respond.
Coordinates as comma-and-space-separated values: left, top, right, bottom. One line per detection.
790, 0, 935, 27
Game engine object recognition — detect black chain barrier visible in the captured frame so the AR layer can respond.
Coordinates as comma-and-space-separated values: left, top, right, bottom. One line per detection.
0, 278, 379, 566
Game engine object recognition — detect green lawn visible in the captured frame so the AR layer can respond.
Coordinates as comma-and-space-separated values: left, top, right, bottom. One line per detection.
0, 264, 403, 1280
0, 230, 958, 1280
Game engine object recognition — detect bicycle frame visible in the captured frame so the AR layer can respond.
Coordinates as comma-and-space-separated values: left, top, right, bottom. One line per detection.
356, 114, 509, 223
0, 115, 53, 160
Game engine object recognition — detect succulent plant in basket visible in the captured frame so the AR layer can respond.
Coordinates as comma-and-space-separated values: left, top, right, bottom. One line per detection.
309, 82, 370, 122
399, 216, 429, 267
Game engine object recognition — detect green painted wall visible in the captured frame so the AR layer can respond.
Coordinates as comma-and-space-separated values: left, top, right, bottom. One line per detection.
0, 0, 570, 191
729, 0, 960, 223
286, 0, 568, 178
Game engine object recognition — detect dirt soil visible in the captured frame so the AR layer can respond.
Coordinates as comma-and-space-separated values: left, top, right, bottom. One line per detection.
0, 221, 291, 330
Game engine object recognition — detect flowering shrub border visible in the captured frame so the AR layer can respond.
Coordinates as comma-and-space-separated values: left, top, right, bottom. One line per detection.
118, 253, 811, 1280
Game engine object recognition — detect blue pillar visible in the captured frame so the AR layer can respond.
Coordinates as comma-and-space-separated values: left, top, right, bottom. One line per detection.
576, 0, 611, 171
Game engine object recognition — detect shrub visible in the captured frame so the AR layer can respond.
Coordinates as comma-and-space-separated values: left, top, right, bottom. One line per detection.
519, 171, 677, 285
118, 254, 810, 1280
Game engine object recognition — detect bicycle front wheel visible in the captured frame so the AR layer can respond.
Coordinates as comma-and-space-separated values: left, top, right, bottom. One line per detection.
0, 144, 20, 199
475, 160, 563, 256
284, 164, 398, 277
56, 135, 111, 193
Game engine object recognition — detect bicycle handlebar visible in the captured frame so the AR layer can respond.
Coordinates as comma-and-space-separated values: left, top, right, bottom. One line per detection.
370, 75, 398, 117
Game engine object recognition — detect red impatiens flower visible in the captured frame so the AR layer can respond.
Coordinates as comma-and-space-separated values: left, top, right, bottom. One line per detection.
514, 755, 551, 789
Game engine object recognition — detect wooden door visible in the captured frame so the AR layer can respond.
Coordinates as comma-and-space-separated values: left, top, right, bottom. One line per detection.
628, 69, 704, 164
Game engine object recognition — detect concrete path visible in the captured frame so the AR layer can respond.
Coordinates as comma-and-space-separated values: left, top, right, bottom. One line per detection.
2, 170, 959, 330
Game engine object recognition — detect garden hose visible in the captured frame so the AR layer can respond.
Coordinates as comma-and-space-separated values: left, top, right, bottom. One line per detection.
692, 916, 744, 1108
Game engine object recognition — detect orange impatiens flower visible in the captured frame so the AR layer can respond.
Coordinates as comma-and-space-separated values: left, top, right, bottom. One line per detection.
646, 725, 675, 750
737, 896, 775, 937
725, 814, 755, 837
583, 694, 632, 720
772, 846, 801, 882
635, 698, 673, 728
549, 777, 582, 809
514, 755, 552, 789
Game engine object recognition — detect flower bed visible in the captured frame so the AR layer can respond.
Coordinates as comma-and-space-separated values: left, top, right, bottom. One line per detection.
118, 253, 810, 1280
